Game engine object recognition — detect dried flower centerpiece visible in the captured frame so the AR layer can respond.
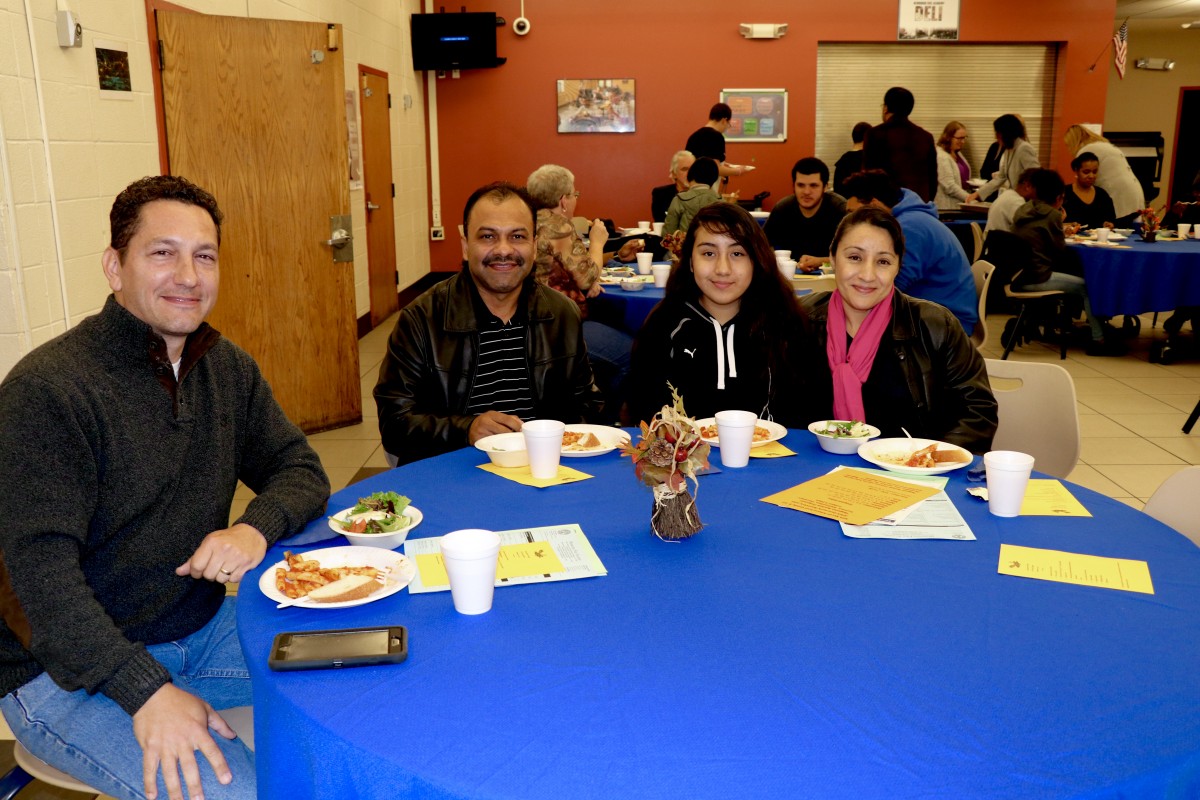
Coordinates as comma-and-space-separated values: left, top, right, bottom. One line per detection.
1140, 207, 1161, 243
620, 386, 710, 541
659, 230, 685, 263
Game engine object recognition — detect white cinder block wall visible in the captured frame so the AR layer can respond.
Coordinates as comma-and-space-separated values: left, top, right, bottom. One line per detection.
0, 0, 431, 379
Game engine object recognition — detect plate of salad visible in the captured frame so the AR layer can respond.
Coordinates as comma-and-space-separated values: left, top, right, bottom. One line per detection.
327, 492, 422, 549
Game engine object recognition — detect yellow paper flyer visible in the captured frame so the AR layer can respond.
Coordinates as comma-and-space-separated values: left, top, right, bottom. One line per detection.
1019, 479, 1091, 517
998, 543, 1154, 594
761, 469, 941, 525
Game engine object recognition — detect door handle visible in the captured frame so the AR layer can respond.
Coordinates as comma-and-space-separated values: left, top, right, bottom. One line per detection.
324, 228, 352, 248
366, 201, 380, 211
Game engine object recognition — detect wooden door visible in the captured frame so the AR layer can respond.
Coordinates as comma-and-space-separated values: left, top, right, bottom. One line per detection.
1170, 88, 1200, 205
157, 12, 361, 433
360, 66, 399, 326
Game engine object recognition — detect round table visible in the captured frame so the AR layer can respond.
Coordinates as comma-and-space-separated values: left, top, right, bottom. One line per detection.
238, 435, 1200, 799
1069, 237, 1200, 318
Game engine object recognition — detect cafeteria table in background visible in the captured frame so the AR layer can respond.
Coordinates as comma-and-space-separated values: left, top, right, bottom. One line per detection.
592, 271, 835, 333
238, 434, 1200, 799
1070, 237, 1200, 319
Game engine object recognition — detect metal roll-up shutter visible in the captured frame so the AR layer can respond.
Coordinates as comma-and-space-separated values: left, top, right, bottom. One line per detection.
816, 43, 1060, 178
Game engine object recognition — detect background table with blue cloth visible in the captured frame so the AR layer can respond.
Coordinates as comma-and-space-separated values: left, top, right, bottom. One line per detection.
1071, 238, 1200, 318
238, 434, 1200, 799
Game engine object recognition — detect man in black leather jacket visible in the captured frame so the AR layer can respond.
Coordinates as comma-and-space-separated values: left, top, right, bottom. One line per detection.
375, 182, 603, 465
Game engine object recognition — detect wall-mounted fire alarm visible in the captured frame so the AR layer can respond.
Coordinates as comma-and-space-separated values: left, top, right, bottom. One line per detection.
57, 10, 82, 48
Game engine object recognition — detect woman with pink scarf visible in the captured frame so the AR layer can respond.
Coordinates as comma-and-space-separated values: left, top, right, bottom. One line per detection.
800, 207, 997, 452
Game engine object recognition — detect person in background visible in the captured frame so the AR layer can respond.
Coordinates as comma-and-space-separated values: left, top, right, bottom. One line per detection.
800, 207, 997, 452
832, 122, 872, 197
1063, 124, 1145, 226
651, 150, 695, 223
764, 156, 847, 272
625, 203, 814, 426
375, 182, 603, 464
1012, 169, 1124, 356
966, 114, 1039, 203
985, 168, 1039, 234
934, 121, 972, 211
862, 87, 938, 202
842, 170, 978, 336
663, 158, 723, 236
978, 136, 1004, 202
0, 175, 330, 800
1062, 152, 1117, 231
1158, 170, 1200, 341
527, 164, 636, 420
685, 103, 748, 181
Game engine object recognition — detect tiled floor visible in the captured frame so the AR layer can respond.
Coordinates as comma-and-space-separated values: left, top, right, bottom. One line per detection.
5, 308, 1197, 799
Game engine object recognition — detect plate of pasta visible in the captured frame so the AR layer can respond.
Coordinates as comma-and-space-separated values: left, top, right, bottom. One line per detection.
857, 438, 973, 476
560, 424, 631, 457
258, 546, 415, 609
694, 418, 787, 448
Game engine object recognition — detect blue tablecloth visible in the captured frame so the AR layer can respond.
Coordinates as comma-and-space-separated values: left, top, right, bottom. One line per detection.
593, 279, 825, 333
1071, 238, 1200, 318
238, 436, 1200, 799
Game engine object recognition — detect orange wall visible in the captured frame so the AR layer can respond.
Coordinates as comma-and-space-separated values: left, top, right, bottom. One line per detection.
425, 0, 1116, 270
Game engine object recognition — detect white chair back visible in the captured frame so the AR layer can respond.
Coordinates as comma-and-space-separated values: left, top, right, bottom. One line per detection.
1143, 466, 1200, 547
970, 221, 984, 262
983, 358, 1080, 479
971, 259, 994, 350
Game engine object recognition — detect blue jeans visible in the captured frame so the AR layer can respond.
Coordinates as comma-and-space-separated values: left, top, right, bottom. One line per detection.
1018, 272, 1103, 341
0, 598, 255, 800
583, 319, 633, 422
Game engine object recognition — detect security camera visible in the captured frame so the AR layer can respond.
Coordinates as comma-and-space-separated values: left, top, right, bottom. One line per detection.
513, 16, 531, 36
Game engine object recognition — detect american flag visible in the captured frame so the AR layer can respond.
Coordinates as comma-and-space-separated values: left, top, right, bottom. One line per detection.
1113, 20, 1129, 79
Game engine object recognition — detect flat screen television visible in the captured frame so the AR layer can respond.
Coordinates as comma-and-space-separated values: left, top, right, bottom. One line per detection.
411, 12, 503, 71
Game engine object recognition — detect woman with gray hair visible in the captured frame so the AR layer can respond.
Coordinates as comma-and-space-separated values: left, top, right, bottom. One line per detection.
527, 164, 639, 421
651, 150, 696, 222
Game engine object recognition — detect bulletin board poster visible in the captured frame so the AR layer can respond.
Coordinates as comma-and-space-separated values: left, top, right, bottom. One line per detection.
720, 89, 787, 143
897, 0, 960, 40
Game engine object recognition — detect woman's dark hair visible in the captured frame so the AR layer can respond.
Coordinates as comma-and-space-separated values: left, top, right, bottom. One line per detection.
829, 206, 906, 265
664, 203, 801, 371
1070, 151, 1099, 172
851, 121, 872, 144
993, 114, 1027, 150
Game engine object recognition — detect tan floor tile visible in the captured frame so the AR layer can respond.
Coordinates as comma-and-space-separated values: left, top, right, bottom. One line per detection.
1162, 362, 1200, 378
1078, 415, 1137, 437
1051, 359, 1105, 379
1071, 377, 1138, 397
1082, 359, 1175, 379
310, 438, 382, 469
308, 420, 381, 441
1106, 414, 1197, 438
360, 355, 382, 379
1115, 376, 1200, 395
1113, 497, 1145, 512
1065, 464, 1126, 496
234, 480, 255, 499
1074, 394, 1181, 415
228, 496, 251, 527
1146, 437, 1200, 464
1092, 464, 1192, 498
1079, 438, 1183, 465
364, 444, 392, 468
1161, 395, 1200, 413
326, 466, 358, 493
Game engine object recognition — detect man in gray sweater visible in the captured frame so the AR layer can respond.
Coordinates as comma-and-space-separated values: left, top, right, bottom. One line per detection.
0, 176, 329, 800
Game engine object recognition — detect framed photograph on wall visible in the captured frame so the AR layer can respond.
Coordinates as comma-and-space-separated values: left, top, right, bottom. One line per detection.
556, 79, 636, 133
95, 40, 133, 99
719, 89, 787, 143
897, 0, 960, 40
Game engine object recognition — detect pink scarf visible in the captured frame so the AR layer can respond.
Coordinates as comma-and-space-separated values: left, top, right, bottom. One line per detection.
826, 288, 894, 422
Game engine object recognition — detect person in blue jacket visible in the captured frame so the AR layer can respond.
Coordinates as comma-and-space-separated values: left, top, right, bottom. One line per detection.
841, 169, 978, 336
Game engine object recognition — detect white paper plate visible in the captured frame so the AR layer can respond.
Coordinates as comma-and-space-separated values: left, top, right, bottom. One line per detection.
694, 417, 787, 448
561, 424, 631, 457
857, 438, 973, 476
259, 545, 416, 609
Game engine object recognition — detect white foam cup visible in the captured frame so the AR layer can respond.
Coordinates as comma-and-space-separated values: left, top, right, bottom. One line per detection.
1178, 223, 1192, 239
652, 222, 664, 236
652, 263, 671, 288
774, 249, 792, 260
439, 528, 502, 615
636, 252, 654, 275
1095, 228, 1110, 243
522, 419, 565, 479
983, 450, 1035, 517
778, 259, 797, 280
714, 410, 758, 468
637, 220, 651, 231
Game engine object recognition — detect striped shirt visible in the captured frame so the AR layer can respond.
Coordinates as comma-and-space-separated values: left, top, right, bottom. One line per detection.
466, 316, 535, 417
